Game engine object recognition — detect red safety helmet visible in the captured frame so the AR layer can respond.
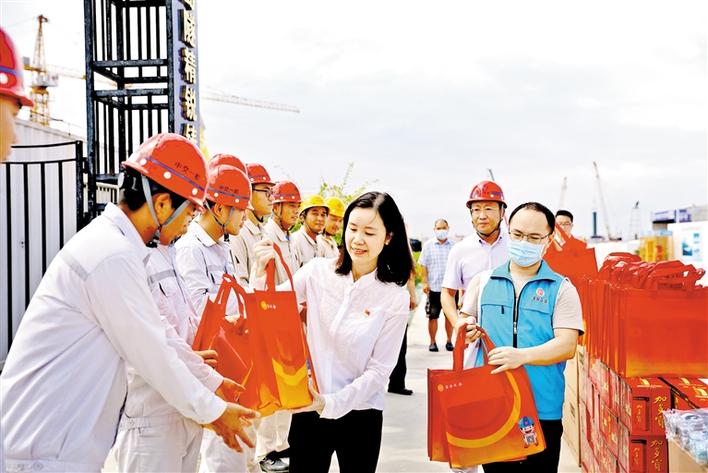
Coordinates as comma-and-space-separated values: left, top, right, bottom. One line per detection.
208, 153, 247, 176
206, 164, 251, 210
271, 180, 302, 204
122, 133, 208, 211
466, 180, 506, 208
0, 28, 33, 107
245, 163, 273, 185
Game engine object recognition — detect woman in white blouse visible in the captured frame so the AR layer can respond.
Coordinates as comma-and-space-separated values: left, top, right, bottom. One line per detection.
253, 191, 414, 473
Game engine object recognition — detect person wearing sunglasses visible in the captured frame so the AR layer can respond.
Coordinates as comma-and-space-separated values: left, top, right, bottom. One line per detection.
455, 202, 584, 473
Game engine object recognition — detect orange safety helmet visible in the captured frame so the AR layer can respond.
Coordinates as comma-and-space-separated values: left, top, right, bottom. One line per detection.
206, 164, 251, 210
271, 180, 302, 204
0, 28, 33, 107
245, 163, 273, 185
209, 153, 247, 176
122, 133, 208, 211
466, 180, 506, 208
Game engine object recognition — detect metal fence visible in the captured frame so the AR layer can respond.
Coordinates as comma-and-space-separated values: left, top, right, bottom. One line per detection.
0, 140, 84, 369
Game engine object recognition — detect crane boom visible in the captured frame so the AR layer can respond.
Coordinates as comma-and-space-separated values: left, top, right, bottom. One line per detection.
558, 176, 567, 209
592, 161, 613, 239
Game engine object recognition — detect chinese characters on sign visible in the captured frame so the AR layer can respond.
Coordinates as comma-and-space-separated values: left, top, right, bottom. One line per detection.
173, 0, 199, 145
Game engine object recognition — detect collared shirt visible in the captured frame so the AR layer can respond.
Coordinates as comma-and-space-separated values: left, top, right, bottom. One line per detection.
176, 221, 241, 317
122, 245, 224, 421
257, 258, 409, 420
230, 218, 265, 284
263, 218, 300, 285
418, 238, 455, 292
316, 233, 340, 259
292, 227, 324, 267
442, 232, 508, 292
0, 203, 225, 471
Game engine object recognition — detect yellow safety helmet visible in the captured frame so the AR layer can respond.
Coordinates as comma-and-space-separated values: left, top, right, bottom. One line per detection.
300, 194, 328, 214
325, 197, 346, 218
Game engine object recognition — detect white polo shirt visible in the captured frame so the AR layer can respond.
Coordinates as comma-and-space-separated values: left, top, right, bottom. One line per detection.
0, 204, 225, 472
316, 233, 340, 259
263, 218, 300, 285
441, 232, 509, 292
230, 218, 265, 284
292, 227, 324, 267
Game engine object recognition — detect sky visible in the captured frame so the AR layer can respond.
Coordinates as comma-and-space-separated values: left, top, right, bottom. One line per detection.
2, 0, 706, 240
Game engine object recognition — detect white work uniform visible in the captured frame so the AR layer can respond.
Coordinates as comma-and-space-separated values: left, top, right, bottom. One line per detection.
0, 203, 225, 473
176, 221, 241, 317
113, 244, 225, 472
230, 218, 265, 284
177, 221, 254, 473
441, 233, 508, 292
263, 218, 300, 285
316, 233, 340, 259
291, 227, 324, 267
256, 258, 410, 419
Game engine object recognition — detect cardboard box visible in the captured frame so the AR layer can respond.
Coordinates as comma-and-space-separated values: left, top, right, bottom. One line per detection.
578, 345, 587, 405
610, 369, 622, 417
668, 438, 708, 473
600, 401, 620, 457
617, 422, 668, 473
663, 378, 708, 410
563, 385, 581, 467
566, 350, 579, 399
597, 437, 620, 473
599, 361, 611, 407
620, 377, 670, 437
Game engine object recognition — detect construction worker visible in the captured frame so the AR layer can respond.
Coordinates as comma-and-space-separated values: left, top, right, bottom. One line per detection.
441, 181, 509, 334
0, 133, 256, 472
256, 181, 303, 472
175, 160, 255, 472
292, 194, 329, 266
230, 162, 275, 283
456, 202, 583, 472
112, 154, 248, 471
0, 28, 33, 162
317, 196, 345, 258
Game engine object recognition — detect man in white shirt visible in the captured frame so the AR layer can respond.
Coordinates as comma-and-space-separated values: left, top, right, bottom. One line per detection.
441, 181, 509, 333
264, 180, 302, 284
0, 134, 255, 472
230, 162, 274, 284
292, 194, 329, 266
317, 196, 345, 259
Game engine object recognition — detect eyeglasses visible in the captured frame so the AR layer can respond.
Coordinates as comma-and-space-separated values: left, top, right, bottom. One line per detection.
252, 188, 274, 198
557, 222, 573, 227
508, 230, 551, 244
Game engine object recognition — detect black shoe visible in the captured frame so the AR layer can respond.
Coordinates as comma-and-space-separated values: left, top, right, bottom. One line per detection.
388, 387, 413, 395
260, 458, 289, 472
429, 343, 439, 352
446, 342, 454, 351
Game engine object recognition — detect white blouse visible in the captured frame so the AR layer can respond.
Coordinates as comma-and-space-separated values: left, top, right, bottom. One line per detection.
261, 257, 410, 420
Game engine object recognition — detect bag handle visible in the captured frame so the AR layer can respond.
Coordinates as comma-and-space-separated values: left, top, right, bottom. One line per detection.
265, 244, 295, 292
452, 325, 496, 372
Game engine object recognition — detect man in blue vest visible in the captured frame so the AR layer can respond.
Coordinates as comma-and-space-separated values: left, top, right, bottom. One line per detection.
456, 202, 583, 473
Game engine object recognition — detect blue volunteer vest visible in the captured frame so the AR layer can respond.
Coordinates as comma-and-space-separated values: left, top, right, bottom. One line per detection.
475, 261, 566, 420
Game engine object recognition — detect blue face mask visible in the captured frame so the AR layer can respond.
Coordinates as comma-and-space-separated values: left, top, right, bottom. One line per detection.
435, 229, 448, 241
508, 239, 545, 267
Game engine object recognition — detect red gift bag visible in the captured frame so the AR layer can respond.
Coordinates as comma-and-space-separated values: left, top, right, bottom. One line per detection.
192, 273, 253, 392
544, 223, 598, 283
429, 330, 546, 468
239, 245, 317, 416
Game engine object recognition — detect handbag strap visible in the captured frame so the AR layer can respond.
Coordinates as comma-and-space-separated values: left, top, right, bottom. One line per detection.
265, 244, 295, 292
452, 326, 496, 372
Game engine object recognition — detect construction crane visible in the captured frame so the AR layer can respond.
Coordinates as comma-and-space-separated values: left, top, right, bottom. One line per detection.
558, 176, 568, 209
592, 161, 613, 240
23, 15, 58, 125
629, 201, 641, 240
487, 168, 495, 181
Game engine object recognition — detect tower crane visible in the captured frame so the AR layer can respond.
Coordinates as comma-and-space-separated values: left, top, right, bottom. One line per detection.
23, 15, 58, 125
592, 161, 613, 240
23, 15, 299, 127
558, 176, 568, 209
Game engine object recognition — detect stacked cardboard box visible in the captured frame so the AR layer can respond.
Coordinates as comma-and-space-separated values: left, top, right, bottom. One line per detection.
579, 353, 670, 473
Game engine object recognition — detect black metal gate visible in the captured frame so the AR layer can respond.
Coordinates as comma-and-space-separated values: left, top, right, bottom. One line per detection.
1, 140, 85, 369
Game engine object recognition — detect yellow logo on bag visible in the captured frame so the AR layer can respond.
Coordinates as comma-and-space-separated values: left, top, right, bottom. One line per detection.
260, 301, 276, 311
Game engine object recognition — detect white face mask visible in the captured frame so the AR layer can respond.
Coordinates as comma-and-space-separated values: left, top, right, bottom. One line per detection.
435, 229, 449, 240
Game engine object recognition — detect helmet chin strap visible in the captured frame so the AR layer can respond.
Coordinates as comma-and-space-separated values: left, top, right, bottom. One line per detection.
142, 175, 191, 247
207, 202, 235, 241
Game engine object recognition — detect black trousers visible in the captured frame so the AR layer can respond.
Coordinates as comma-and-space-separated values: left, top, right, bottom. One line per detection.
288, 409, 383, 473
388, 324, 408, 390
482, 420, 563, 473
